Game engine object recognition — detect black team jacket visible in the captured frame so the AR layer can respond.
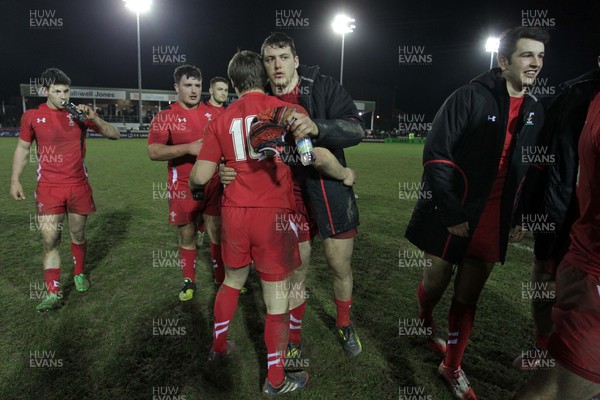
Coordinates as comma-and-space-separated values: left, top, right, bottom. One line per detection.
533, 68, 600, 262
405, 68, 545, 264
268, 64, 364, 238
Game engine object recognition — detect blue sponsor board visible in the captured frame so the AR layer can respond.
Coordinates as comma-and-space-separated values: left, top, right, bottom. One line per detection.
0, 128, 19, 137
0, 128, 148, 139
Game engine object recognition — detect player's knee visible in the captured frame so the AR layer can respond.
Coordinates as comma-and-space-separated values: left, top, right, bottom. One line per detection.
70, 230, 85, 244
453, 292, 480, 307
41, 234, 61, 250
206, 225, 220, 244
330, 264, 352, 281
423, 265, 452, 292
324, 250, 352, 273
293, 262, 309, 277
178, 226, 197, 247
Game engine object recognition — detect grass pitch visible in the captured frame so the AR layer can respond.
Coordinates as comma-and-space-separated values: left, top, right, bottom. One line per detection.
0, 139, 537, 399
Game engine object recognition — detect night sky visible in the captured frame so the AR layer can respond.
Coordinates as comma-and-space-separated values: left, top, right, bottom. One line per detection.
1, 0, 599, 127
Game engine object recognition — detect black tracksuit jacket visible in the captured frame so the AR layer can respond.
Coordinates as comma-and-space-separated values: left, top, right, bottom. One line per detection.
405, 68, 545, 264
267, 64, 365, 238
533, 69, 600, 262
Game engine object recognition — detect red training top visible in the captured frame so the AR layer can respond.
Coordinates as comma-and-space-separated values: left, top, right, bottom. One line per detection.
198, 92, 297, 210
148, 102, 211, 184
565, 91, 600, 275
20, 103, 99, 186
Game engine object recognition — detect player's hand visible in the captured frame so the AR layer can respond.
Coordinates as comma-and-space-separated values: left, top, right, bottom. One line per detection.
342, 168, 356, 187
287, 112, 319, 139
77, 104, 97, 120
219, 164, 237, 186
188, 139, 203, 156
509, 225, 525, 243
10, 181, 25, 200
447, 221, 469, 238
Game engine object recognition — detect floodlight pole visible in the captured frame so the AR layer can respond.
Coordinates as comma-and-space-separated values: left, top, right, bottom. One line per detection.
340, 33, 346, 86
136, 11, 143, 126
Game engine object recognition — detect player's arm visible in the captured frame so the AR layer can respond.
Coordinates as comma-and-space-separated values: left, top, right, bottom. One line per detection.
189, 160, 218, 190
148, 140, 203, 161
291, 76, 364, 149
10, 139, 31, 200
423, 87, 473, 235
79, 104, 120, 140
313, 147, 356, 187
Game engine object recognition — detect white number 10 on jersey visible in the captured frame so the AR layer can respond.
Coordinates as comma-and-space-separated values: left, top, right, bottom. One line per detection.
229, 115, 261, 161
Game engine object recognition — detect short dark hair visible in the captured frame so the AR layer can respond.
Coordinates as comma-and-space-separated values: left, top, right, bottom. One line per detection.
41, 68, 71, 89
498, 27, 550, 61
227, 51, 267, 93
173, 64, 202, 84
210, 77, 228, 87
261, 32, 297, 58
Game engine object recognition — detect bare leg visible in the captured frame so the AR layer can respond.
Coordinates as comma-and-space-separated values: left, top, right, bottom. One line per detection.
453, 258, 495, 306
421, 253, 454, 303
178, 221, 197, 249
67, 213, 87, 244
323, 236, 353, 301
289, 240, 310, 310
204, 214, 221, 245
39, 214, 65, 270
517, 362, 600, 400
223, 264, 250, 290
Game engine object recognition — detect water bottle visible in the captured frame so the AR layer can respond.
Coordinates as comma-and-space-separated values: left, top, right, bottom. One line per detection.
296, 137, 315, 166
61, 101, 87, 121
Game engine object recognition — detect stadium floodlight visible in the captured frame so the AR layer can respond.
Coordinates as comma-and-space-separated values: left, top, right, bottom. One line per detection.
124, 0, 152, 127
332, 14, 355, 86
485, 36, 500, 70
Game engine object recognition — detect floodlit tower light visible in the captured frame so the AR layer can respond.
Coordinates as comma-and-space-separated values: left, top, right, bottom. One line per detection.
485, 36, 500, 69
124, 0, 152, 13
332, 14, 355, 86
124, 0, 152, 127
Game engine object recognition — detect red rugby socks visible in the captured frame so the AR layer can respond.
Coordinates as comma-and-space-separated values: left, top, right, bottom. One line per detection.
445, 298, 476, 370
179, 247, 196, 283
44, 268, 61, 294
289, 302, 306, 345
212, 284, 240, 353
335, 298, 352, 327
265, 312, 289, 387
71, 241, 87, 275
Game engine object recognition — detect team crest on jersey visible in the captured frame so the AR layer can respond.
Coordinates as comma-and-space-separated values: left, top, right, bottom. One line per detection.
204, 112, 213, 121
37, 202, 44, 212
170, 211, 177, 221
67, 114, 75, 126
525, 112, 535, 126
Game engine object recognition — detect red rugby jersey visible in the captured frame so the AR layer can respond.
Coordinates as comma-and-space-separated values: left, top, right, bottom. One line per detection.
148, 102, 210, 184
197, 92, 299, 209
565, 92, 600, 275
19, 103, 99, 185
